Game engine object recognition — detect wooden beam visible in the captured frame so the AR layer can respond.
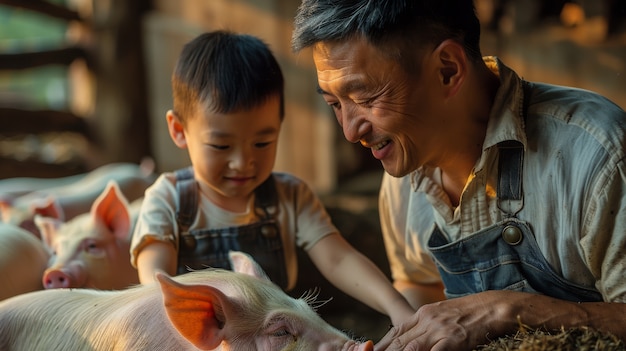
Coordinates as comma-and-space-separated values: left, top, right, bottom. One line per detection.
0, 0, 81, 22
0, 107, 92, 138
0, 156, 88, 179
0, 46, 91, 70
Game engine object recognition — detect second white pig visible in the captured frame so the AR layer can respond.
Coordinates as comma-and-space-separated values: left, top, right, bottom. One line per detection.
35, 180, 140, 290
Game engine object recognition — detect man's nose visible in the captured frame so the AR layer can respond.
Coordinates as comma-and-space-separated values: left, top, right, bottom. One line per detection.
339, 107, 369, 144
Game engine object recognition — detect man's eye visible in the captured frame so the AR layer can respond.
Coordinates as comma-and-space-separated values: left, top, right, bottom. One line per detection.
210, 144, 229, 150
356, 98, 373, 106
329, 102, 341, 110
255, 142, 271, 148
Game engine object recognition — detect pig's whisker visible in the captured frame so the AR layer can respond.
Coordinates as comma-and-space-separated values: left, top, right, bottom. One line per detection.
299, 286, 320, 303
300, 287, 333, 310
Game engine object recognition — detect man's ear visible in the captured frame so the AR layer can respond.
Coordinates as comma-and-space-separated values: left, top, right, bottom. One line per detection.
166, 110, 188, 149
433, 39, 467, 97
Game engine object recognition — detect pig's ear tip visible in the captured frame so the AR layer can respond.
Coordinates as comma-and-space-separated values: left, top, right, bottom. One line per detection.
228, 251, 246, 264
106, 178, 120, 186
228, 250, 254, 262
228, 250, 242, 258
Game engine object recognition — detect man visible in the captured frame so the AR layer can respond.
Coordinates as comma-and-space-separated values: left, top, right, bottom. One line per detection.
291, 1, 626, 350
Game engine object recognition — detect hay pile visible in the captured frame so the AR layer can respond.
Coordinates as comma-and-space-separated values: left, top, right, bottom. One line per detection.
474, 325, 625, 351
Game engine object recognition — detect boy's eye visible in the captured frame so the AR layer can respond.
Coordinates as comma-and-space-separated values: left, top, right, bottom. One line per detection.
255, 142, 272, 148
210, 144, 229, 150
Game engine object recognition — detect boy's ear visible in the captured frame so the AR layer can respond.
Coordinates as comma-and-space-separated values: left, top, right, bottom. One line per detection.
166, 110, 188, 149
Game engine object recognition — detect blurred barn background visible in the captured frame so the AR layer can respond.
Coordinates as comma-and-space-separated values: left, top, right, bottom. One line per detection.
0, 0, 624, 341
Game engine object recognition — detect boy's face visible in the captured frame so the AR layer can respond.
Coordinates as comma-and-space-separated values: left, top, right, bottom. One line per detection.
167, 96, 281, 212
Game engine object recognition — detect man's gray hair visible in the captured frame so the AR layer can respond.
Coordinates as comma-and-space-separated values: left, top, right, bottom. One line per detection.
291, 0, 482, 61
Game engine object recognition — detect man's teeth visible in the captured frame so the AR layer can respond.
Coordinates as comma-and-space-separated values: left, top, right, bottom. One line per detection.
373, 140, 389, 150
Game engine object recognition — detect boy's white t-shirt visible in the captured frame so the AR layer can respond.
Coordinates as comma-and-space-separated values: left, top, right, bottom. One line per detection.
130, 171, 338, 290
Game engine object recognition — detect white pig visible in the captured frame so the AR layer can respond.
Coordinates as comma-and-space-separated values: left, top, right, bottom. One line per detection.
0, 251, 374, 351
0, 161, 155, 238
0, 195, 63, 237
0, 223, 50, 300
35, 180, 140, 290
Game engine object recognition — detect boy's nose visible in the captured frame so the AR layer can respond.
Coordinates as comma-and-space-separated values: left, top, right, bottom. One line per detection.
229, 150, 252, 170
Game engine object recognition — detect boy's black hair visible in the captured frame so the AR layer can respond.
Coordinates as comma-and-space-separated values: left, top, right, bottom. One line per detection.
173, 30, 285, 123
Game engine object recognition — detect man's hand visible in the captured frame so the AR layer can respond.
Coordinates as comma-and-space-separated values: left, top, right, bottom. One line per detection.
375, 291, 505, 351
375, 289, 626, 351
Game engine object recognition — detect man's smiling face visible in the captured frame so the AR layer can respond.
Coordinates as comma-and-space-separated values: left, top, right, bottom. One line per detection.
313, 36, 447, 177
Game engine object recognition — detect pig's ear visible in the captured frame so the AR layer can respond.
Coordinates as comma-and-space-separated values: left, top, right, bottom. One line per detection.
157, 273, 228, 349
30, 197, 64, 221
35, 214, 61, 249
229, 251, 271, 281
91, 180, 131, 240
0, 199, 14, 222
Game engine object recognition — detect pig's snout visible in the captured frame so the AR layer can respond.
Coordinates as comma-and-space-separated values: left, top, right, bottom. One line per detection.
43, 269, 72, 289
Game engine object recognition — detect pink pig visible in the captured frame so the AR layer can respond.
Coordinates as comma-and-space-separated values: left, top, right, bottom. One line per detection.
0, 251, 374, 351
35, 180, 140, 290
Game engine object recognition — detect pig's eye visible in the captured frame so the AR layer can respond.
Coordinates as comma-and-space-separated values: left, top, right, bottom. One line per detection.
271, 329, 291, 337
266, 317, 295, 339
83, 240, 103, 255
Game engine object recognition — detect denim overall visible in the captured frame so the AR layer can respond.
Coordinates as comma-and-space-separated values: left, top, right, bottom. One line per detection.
426, 82, 603, 302
174, 167, 288, 290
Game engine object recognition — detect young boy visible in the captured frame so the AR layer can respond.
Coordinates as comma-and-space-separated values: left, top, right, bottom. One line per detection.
130, 30, 414, 327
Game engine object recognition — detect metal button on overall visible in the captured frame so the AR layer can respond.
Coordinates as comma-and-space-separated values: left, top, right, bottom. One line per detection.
181, 235, 197, 250
502, 225, 523, 245
261, 224, 278, 238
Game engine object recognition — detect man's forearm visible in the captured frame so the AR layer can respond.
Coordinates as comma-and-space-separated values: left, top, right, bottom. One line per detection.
495, 290, 626, 339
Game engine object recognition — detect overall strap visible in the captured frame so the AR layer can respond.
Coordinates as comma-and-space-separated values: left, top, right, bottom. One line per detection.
174, 166, 197, 235
497, 80, 532, 217
254, 175, 279, 220
497, 141, 524, 217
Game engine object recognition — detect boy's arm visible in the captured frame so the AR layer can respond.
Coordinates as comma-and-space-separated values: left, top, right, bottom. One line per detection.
393, 279, 446, 310
135, 240, 178, 284
307, 233, 415, 326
